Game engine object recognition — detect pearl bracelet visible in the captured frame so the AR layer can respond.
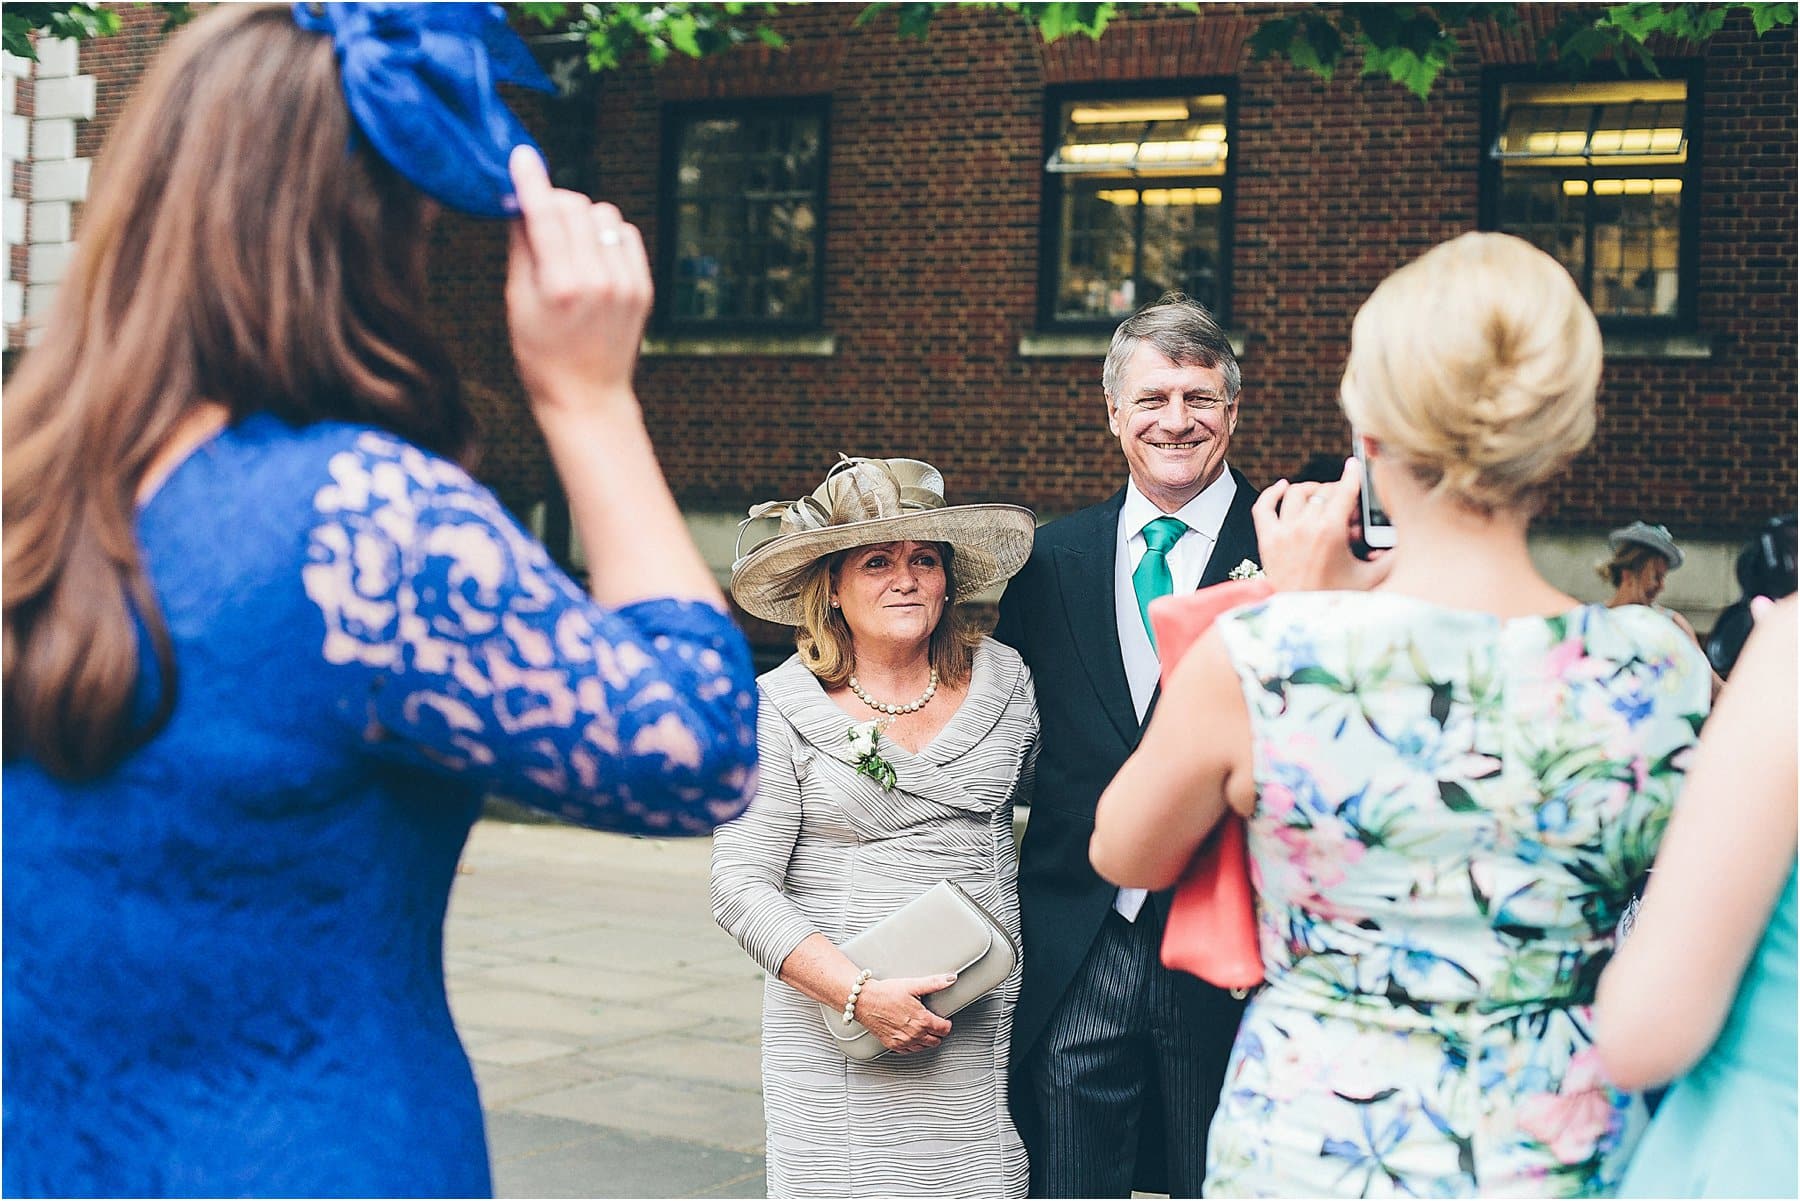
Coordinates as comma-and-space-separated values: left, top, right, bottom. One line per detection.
842, 968, 874, 1025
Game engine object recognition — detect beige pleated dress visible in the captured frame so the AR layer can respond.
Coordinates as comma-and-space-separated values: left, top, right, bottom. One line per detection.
711, 637, 1037, 1198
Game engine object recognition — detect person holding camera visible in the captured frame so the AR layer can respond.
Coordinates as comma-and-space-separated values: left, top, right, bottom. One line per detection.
1089, 233, 1712, 1196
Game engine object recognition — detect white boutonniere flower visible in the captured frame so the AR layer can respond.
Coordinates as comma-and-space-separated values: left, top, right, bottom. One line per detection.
845, 719, 897, 789
1228, 558, 1265, 581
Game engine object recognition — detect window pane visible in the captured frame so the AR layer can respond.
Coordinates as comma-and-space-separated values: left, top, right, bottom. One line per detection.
1045, 91, 1233, 325
1493, 79, 1687, 164
1489, 78, 1691, 321
1139, 189, 1224, 313
1499, 175, 1586, 286
1050, 93, 1229, 176
668, 106, 823, 326
1591, 185, 1681, 317
1055, 186, 1138, 320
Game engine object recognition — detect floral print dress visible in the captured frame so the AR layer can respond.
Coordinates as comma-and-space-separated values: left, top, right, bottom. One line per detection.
1206, 593, 1711, 1198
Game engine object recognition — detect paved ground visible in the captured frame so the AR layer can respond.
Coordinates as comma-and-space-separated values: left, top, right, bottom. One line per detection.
446, 819, 768, 1199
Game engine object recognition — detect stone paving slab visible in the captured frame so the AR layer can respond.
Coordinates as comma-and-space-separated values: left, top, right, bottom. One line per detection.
486, 1112, 765, 1199
448, 820, 769, 1199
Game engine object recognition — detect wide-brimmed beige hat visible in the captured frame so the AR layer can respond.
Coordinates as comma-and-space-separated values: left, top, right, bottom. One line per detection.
730, 456, 1035, 626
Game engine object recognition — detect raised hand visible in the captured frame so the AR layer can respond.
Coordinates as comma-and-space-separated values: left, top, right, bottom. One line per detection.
505, 144, 652, 416
1252, 457, 1395, 593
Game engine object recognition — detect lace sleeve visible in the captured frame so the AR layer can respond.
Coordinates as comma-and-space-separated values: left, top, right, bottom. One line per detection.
302, 430, 758, 836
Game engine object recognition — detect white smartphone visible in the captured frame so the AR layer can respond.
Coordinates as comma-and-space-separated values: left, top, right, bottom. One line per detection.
1353, 435, 1396, 550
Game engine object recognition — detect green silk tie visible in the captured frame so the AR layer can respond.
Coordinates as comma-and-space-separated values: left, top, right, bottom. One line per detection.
1132, 515, 1188, 651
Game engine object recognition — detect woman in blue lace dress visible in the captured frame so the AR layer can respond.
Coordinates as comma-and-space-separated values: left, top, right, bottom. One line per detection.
1, 6, 758, 1196
1091, 233, 1711, 1196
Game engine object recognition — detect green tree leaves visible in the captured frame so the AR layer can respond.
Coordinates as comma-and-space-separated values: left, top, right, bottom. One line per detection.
3, 3, 119, 61
6, 1, 1794, 102
520, 2, 786, 75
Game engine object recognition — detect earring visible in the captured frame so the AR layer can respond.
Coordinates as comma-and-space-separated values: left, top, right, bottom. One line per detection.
830, 599, 840, 608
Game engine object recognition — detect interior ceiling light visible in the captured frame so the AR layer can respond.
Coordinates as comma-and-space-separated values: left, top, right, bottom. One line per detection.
1070, 101, 1191, 124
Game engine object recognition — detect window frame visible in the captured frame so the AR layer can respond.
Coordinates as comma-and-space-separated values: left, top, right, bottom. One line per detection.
1036, 78, 1239, 333
1478, 62, 1704, 333
654, 95, 831, 335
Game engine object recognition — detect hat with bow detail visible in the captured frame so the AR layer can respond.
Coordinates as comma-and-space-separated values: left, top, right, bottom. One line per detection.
730, 456, 1035, 626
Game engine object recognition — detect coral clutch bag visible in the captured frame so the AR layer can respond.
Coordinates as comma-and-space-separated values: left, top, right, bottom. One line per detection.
1147, 578, 1273, 994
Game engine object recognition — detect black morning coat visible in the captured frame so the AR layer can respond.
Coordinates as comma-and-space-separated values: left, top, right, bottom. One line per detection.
991, 467, 1259, 1194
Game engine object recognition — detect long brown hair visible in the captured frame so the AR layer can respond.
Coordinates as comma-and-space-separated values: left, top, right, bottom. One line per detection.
3, 4, 471, 779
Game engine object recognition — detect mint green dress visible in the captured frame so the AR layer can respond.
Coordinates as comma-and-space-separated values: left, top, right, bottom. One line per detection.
1621, 864, 1799, 1198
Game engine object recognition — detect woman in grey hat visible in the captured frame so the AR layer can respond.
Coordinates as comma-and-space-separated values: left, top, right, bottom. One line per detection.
1599, 520, 1687, 611
1599, 522, 1721, 693
711, 457, 1038, 1198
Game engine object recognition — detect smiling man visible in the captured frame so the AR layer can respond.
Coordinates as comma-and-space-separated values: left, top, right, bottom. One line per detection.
994, 293, 1256, 1198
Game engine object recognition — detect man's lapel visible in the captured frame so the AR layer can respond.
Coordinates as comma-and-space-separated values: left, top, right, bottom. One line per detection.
1139, 468, 1260, 736
1197, 467, 1261, 590
1051, 490, 1140, 748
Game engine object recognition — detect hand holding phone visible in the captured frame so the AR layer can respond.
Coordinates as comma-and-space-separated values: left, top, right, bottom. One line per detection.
1251, 461, 1396, 594
1353, 434, 1396, 551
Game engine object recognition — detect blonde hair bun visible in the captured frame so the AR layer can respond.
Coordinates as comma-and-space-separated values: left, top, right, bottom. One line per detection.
1339, 232, 1602, 512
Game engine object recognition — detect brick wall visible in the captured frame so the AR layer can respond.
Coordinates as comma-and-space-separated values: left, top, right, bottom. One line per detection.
434, 2, 1794, 540
24, 4, 1800, 546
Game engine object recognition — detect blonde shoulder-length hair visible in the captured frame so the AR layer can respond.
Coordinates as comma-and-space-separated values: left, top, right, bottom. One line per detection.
792, 543, 982, 689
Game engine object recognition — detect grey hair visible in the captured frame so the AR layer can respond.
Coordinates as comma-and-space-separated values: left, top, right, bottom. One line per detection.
1101, 291, 1241, 404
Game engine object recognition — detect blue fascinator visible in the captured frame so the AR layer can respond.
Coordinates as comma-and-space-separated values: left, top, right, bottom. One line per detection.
293, 2, 557, 219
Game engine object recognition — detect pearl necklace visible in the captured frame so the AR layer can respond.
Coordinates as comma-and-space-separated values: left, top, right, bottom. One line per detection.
847, 668, 939, 717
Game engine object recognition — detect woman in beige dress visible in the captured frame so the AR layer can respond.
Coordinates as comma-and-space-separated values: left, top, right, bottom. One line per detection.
711, 457, 1037, 1198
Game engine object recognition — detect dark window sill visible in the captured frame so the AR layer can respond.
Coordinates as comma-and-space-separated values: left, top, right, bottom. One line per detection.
643, 333, 837, 358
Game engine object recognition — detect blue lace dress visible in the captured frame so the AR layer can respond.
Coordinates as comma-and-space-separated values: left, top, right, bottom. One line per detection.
3, 416, 759, 1198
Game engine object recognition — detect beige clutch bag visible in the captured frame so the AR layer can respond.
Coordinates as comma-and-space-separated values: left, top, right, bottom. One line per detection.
817, 879, 1018, 1062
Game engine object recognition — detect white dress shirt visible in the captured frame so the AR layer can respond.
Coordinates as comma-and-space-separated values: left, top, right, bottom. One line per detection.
1109, 468, 1238, 921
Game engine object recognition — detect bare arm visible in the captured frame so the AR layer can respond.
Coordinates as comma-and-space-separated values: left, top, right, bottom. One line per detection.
1595, 598, 1798, 1090
506, 147, 722, 609
1667, 609, 1726, 701
1090, 625, 1257, 890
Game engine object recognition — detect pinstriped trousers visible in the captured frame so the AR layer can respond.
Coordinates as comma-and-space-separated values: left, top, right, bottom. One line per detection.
1022, 906, 1247, 1198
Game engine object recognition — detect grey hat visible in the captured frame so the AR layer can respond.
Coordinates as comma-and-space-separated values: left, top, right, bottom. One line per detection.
1608, 521, 1685, 569
730, 456, 1036, 626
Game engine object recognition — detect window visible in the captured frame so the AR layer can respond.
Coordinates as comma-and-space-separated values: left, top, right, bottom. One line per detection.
658, 99, 827, 331
1040, 85, 1235, 329
1482, 71, 1700, 326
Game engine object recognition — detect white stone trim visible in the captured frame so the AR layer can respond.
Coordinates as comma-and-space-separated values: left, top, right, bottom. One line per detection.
29, 199, 69, 242
32, 117, 74, 160
33, 75, 94, 121
7, 35, 95, 347
33, 157, 89, 202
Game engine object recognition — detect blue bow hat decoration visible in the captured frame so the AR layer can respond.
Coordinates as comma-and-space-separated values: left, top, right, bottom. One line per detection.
293, 2, 557, 219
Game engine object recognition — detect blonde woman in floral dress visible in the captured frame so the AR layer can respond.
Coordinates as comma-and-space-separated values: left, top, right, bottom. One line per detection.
1090, 233, 1712, 1196
711, 457, 1037, 1197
